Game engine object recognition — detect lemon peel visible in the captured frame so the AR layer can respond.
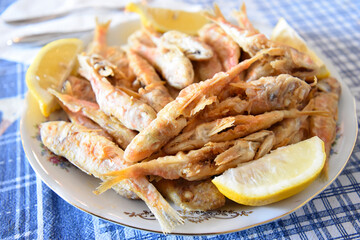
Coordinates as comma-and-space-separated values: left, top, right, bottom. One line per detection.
271, 18, 329, 79
26, 38, 83, 117
212, 136, 326, 206
126, 2, 209, 35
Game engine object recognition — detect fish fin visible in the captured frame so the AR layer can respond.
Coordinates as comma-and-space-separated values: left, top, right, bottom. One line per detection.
48, 88, 83, 113
230, 82, 262, 91
180, 48, 276, 114
299, 110, 331, 117
93, 176, 121, 195
93, 170, 131, 195
178, 90, 202, 112
48, 88, 99, 113
114, 68, 128, 80
243, 130, 272, 142
208, 117, 235, 136
214, 143, 238, 166
254, 132, 275, 159
229, 81, 246, 89
116, 86, 141, 99
262, 47, 285, 57
186, 96, 217, 117
215, 141, 257, 166
101, 145, 120, 159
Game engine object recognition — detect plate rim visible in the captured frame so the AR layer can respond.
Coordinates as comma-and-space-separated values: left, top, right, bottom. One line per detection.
20, 19, 359, 235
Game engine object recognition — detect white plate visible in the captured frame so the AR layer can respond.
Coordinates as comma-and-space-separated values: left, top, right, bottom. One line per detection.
20, 19, 358, 235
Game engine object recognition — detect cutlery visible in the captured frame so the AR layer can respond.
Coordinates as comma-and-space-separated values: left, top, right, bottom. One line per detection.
7, 29, 92, 46
3, 5, 127, 25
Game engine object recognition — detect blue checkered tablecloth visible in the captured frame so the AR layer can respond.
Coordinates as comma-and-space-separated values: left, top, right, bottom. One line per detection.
1, 0, 359, 239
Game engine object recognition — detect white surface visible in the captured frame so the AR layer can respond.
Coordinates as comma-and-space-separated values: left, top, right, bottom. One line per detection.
20, 19, 357, 235
2, 0, 134, 22
0, 0, 203, 65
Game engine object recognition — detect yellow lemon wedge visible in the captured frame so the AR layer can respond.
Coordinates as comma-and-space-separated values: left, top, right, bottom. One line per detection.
126, 2, 209, 35
26, 38, 83, 117
271, 18, 330, 79
212, 136, 326, 206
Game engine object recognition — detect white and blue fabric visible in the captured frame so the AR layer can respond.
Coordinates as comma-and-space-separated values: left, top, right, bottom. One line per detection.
0, 0, 359, 239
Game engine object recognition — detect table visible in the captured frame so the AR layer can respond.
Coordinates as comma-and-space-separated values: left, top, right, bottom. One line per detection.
1, 0, 359, 239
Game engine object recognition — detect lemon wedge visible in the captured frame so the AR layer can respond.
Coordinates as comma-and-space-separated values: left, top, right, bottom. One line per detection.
212, 136, 326, 206
271, 18, 329, 79
126, 2, 209, 35
26, 38, 83, 117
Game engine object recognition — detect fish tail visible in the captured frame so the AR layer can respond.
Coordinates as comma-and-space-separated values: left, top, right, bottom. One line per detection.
213, 3, 226, 20
144, 192, 184, 234
94, 19, 111, 44
96, 173, 184, 233
130, 178, 184, 234
95, 18, 111, 32
204, 3, 225, 22
93, 167, 138, 195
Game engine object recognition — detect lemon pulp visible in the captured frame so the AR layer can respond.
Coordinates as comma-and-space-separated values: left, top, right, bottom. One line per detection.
126, 2, 209, 35
26, 38, 83, 117
271, 18, 329, 79
212, 136, 326, 206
